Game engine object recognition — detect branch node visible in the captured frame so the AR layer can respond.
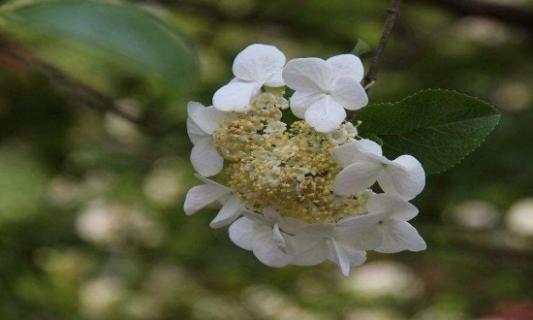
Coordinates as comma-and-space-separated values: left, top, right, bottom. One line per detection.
362, 0, 402, 91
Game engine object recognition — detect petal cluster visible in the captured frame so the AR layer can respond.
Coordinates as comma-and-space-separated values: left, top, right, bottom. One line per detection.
332, 139, 425, 199
283, 55, 368, 132
213, 44, 286, 112
184, 43, 426, 276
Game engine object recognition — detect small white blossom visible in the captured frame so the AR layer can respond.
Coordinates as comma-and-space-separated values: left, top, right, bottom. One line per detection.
333, 139, 425, 200
213, 44, 286, 112
287, 219, 367, 276
184, 176, 244, 228
283, 54, 368, 132
187, 101, 224, 177
343, 194, 427, 253
229, 210, 292, 267
229, 208, 367, 274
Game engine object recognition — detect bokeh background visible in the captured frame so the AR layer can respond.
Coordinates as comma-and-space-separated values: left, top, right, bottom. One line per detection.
1, 0, 533, 319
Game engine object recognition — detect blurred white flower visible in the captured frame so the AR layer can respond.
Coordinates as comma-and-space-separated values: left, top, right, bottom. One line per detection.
492, 81, 531, 113
213, 43, 286, 112
143, 159, 184, 206
283, 54, 367, 132
76, 200, 120, 246
79, 277, 126, 319
346, 308, 404, 320
47, 176, 83, 206
242, 285, 320, 320
446, 200, 500, 230
505, 198, 533, 237
456, 17, 509, 46
342, 261, 423, 300
76, 200, 162, 247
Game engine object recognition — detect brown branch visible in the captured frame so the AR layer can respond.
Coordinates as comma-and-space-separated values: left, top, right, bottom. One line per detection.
362, 0, 403, 90
0, 34, 173, 132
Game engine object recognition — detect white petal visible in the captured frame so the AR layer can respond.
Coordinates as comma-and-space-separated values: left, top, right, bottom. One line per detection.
332, 138, 383, 167
367, 194, 419, 221
333, 160, 383, 195
210, 196, 243, 228
272, 224, 288, 253
329, 240, 366, 276
330, 239, 351, 276
253, 245, 291, 267
354, 139, 384, 156
331, 76, 368, 111
212, 81, 259, 112
283, 57, 332, 92
278, 216, 309, 234
194, 174, 230, 190
228, 217, 257, 250
233, 44, 286, 84
184, 183, 229, 215
337, 215, 384, 250
252, 226, 291, 267
378, 155, 426, 200
376, 220, 427, 253
187, 102, 223, 135
288, 235, 329, 266
186, 118, 206, 144
264, 71, 284, 87
304, 96, 346, 133
289, 90, 324, 118
190, 137, 224, 177
327, 54, 365, 81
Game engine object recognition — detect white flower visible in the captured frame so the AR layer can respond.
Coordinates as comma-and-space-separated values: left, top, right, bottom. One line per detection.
187, 101, 224, 177
282, 54, 368, 132
229, 210, 292, 267
229, 208, 366, 275
332, 139, 425, 200
287, 221, 367, 276
184, 176, 244, 228
213, 44, 286, 112
183, 47, 429, 275
344, 194, 427, 253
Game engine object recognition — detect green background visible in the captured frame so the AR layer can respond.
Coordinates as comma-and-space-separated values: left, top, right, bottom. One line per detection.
0, 0, 532, 319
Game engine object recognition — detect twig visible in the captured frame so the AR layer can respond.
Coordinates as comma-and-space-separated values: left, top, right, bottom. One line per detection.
0, 34, 176, 133
362, 0, 402, 90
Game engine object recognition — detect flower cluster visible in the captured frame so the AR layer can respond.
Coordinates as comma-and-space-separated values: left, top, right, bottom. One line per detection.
184, 44, 426, 275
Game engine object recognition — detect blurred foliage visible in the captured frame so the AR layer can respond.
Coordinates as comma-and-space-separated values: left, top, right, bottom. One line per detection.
0, 0, 532, 319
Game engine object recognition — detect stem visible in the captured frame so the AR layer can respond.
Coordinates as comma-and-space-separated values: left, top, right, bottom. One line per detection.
362, 0, 402, 90
0, 34, 175, 133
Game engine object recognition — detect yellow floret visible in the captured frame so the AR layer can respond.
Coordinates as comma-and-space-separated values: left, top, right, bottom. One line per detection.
213, 92, 365, 223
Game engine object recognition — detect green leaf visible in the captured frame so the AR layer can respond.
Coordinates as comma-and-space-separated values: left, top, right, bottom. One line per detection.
355, 89, 501, 174
5, 0, 198, 87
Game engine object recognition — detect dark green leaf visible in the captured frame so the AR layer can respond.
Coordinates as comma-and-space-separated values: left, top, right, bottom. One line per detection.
6, 0, 198, 87
355, 89, 501, 174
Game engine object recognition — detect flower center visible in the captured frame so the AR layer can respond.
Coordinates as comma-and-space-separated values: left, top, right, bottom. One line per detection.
213, 93, 368, 223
